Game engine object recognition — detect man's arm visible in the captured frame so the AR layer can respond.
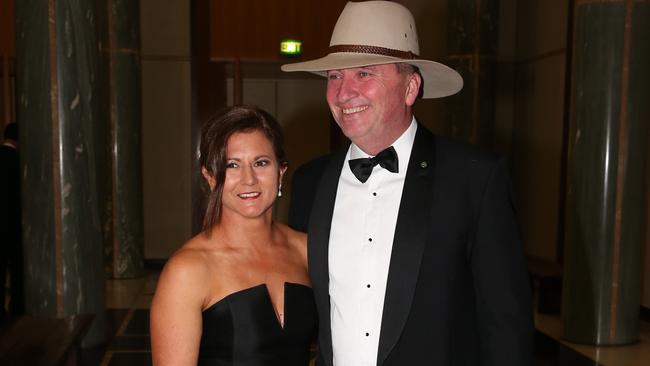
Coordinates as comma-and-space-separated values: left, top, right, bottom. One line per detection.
471, 157, 534, 365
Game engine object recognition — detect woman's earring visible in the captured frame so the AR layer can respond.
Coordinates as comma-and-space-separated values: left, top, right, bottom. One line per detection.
277, 183, 283, 198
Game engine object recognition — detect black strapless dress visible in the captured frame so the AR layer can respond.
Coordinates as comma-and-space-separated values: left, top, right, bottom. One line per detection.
198, 282, 317, 366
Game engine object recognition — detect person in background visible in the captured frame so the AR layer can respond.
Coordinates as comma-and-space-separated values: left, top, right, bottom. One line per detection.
150, 106, 316, 366
0, 122, 24, 320
283, 2, 533, 365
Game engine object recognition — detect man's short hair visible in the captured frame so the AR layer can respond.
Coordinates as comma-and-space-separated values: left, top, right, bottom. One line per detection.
396, 62, 416, 75
4, 122, 18, 141
396, 63, 424, 99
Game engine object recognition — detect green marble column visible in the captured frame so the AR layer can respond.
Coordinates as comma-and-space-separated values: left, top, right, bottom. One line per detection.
15, 0, 108, 346
563, 0, 649, 345
446, 0, 499, 146
105, 0, 144, 278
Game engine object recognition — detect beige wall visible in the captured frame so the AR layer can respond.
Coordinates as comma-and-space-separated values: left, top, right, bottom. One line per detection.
511, 1, 568, 261
641, 142, 650, 308
494, 0, 517, 157
141, 0, 192, 259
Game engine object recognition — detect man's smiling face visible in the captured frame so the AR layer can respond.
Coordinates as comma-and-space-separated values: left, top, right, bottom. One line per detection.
326, 64, 420, 154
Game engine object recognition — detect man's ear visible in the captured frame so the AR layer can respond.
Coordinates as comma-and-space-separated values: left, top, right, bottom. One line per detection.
405, 72, 422, 106
201, 167, 216, 191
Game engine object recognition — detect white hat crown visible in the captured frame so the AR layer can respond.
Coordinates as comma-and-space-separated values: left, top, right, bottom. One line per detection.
330, 1, 420, 55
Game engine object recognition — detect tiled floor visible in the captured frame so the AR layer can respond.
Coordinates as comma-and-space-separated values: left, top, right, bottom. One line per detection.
86, 270, 650, 365
89, 271, 159, 366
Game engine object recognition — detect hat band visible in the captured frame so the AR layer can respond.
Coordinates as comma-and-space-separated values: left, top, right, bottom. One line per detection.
328, 44, 419, 60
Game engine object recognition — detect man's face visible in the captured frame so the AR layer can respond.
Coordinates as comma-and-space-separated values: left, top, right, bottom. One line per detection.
326, 64, 419, 151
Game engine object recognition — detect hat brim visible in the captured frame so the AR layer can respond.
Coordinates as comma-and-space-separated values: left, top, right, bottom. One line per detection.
281, 53, 463, 99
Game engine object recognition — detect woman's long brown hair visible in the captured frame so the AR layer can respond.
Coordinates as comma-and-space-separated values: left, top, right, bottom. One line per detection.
198, 106, 287, 234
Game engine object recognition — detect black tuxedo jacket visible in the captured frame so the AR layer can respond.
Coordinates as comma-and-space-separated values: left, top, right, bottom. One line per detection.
289, 125, 533, 366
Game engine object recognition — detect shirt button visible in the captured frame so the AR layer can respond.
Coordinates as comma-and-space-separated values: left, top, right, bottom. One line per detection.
366, 284, 371, 288
365, 332, 370, 336
372, 192, 377, 196
368, 238, 373, 242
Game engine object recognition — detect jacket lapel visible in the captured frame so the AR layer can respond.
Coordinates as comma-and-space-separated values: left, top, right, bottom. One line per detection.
307, 144, 349, 366
376, 126, 436, 365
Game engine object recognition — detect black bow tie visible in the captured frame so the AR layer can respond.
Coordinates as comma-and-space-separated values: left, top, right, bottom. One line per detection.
348, 146, 399, 183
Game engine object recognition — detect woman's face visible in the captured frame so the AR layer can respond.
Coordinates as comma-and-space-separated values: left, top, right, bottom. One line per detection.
215, 130, 285, 221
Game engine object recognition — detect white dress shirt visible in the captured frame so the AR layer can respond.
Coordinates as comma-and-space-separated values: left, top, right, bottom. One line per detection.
329, 119, 417, 366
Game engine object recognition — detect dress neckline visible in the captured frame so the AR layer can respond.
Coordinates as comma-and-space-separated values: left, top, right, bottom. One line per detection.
203, 282, 312, 330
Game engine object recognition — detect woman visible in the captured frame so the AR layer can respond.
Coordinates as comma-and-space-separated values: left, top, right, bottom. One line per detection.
151, 106, 316, 365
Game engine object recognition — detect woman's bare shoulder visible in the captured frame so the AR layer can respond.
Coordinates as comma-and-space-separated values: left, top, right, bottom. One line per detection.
156, 236, 216, 293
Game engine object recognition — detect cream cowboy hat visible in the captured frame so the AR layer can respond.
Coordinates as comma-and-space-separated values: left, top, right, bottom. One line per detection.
281, 1, 463, 99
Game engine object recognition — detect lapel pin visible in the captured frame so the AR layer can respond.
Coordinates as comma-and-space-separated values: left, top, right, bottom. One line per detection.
420, 161, 428, 169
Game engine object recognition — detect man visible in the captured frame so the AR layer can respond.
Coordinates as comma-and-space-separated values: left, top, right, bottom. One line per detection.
0, 122, 24, 319
283, 2, 533, 366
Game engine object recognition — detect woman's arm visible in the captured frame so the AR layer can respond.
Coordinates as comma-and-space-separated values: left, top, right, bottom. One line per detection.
150, 252, 208, 365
